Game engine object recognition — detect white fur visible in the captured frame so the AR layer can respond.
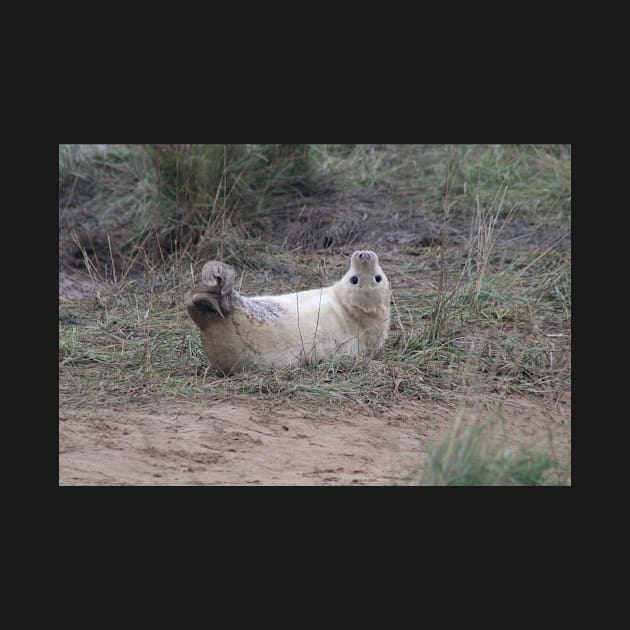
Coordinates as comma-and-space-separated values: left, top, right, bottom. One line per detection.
188, 251, 390, 374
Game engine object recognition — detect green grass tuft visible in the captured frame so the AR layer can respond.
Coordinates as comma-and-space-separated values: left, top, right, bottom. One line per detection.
417, 415, 569, 486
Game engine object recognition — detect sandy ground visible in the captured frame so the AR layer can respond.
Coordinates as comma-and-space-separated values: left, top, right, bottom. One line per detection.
59, 395, 570, 486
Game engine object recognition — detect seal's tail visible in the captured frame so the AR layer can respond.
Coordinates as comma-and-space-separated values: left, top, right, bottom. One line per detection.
186, 261, 236, 329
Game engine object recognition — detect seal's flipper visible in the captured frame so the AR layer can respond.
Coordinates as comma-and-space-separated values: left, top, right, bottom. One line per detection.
188, 284, 225, 317
186, 261, 236, 330
201, 261, 235, 296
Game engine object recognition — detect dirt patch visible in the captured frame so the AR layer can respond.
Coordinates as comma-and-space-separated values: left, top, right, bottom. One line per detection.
59, 396, 570, 486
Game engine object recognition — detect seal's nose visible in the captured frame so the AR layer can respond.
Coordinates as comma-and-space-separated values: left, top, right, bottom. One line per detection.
357, 251, 371, 260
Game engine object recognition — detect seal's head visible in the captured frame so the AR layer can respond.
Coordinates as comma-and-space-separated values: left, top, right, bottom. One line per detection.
335, 250, 390, 314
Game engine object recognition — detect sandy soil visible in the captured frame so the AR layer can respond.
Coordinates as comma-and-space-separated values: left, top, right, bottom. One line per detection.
59, 396, 570, 486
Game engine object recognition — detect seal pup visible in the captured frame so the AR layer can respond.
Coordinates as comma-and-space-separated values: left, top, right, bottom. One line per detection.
186, 251, 391, 375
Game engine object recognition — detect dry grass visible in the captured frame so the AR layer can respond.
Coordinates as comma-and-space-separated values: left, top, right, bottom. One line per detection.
59, 144, 571, 484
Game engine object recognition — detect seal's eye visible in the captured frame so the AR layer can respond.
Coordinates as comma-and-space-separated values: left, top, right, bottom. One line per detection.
375, 275, 382, 283
350, 276, 359, 285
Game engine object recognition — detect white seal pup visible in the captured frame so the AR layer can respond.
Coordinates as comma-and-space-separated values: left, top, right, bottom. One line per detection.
186, 251, 390, 374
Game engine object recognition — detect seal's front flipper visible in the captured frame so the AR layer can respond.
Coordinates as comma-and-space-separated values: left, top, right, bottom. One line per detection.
188, 284, 225, 317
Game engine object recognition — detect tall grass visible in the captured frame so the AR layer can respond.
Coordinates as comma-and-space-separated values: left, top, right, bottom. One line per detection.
59, 144, 316, 272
